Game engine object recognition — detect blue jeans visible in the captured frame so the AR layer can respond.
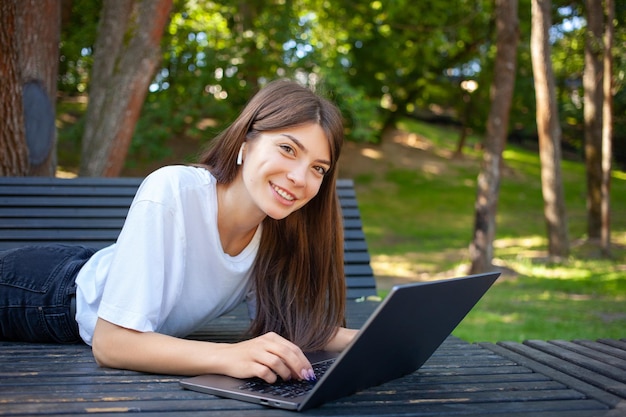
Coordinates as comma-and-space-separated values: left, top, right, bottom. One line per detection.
0, 244, 96, 343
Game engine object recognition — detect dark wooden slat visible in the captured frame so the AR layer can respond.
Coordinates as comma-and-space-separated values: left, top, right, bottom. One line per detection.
598, 338, 626, 351
341, 218, 364, 229
344, 253, 371, 266
525, 340, 626, 383
550, 340, 626, 371
0, 196, 135, 207
345, 276, 378, 286
1, 229, 122, 239
344, 263, 374, 275
340, 207, 361, 218
0, 218, 126, 229
0, 207, 132, 218
0, 185, 139, 197
0, 180, 137, 189
0, 240, 112, 250
574, 339, 626, 361
483, 341, 626, 408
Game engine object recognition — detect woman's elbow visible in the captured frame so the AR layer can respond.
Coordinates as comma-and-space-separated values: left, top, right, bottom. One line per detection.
91, 319, 126, 369
92, 328, 113, 367
91, 343, 107, 367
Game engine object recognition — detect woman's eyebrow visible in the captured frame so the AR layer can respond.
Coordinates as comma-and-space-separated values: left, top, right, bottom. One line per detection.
280, 134, 331, 166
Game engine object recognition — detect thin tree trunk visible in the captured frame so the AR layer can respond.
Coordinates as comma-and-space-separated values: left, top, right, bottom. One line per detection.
530, 0, 569, 258
601, 0, 614, 256
583, 0, 604, 240
469, 0, 519, 274
455, 91, 472, 158
80, 0, 172, 177
0, 0, 28, 176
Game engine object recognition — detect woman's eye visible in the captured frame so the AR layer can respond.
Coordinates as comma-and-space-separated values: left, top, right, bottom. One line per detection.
314, 166, 328, 176
280, 144, 295, 155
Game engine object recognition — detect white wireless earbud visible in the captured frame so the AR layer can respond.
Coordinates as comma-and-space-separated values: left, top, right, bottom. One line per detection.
236, 143, 245, 165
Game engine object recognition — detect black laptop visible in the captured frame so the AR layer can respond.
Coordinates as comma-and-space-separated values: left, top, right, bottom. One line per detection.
180, 272, 500, 411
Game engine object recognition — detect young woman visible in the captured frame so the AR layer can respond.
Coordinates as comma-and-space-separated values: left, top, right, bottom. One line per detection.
0, 79, 357, 383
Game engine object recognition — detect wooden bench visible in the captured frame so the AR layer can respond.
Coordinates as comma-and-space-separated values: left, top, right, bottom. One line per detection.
0, 176, 377, 299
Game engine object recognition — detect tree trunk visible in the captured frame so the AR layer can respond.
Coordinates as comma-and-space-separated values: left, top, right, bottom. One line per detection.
0, 0, 28, 176
583, 0, 604, 240
530, 0, 570, 259
454, 91, 472, 158
17, 0, 61, 176
601, 0, 614, 256
80, 0, 173, 177
0, 0, 60, 176
469, 0, 519, 274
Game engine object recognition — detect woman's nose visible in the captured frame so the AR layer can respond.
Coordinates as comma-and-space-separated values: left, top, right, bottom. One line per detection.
286, 163, 307, 186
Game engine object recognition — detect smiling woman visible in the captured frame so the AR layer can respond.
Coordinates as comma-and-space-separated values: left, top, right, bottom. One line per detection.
199, 80, 349, 356
0, 79, 356, 383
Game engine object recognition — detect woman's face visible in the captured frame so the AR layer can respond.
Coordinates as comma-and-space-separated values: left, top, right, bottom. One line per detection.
241, 123, 331, 220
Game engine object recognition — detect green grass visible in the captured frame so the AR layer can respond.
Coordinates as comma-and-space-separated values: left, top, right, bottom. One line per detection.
455, 258, 626, 342
354, 118, 626, 343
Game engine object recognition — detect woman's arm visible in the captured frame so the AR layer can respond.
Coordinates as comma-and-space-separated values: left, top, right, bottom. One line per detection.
92, 318, 315, 383
324, 327, 359, 352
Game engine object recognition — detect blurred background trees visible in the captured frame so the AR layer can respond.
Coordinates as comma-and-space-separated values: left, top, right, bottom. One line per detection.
1, 0, 624, 268
52, 0, 624, 173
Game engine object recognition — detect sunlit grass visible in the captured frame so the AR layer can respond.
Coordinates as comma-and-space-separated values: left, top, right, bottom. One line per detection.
455, 271, 626, 343
355, 118, 626, 343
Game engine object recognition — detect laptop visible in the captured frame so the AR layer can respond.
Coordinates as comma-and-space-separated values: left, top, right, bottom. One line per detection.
180, 272, 500, 411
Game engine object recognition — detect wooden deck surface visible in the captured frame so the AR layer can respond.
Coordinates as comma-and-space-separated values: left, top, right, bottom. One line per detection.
1, 300, 624, 416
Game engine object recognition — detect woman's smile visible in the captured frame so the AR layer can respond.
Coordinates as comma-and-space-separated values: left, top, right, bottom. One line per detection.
271, 182, 297, 203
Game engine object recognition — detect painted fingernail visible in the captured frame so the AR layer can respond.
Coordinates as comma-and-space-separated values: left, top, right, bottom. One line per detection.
301, 368, 316, 381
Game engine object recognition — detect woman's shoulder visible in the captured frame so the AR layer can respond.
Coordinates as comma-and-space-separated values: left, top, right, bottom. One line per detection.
146, 165, 214, 184
135, 165, 215, 201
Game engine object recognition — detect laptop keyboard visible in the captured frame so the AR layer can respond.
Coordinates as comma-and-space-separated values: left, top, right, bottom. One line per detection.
238, 359, 335, 399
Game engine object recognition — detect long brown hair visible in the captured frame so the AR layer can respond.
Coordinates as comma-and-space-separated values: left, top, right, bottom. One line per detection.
198, 79, 345, 350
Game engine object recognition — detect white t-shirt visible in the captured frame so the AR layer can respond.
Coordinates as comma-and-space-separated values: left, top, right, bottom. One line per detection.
75, 166, 261, 345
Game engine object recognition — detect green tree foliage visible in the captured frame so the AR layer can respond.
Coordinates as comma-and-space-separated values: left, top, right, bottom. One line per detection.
58, 0, 101, 94
312, 0, 497, 139
57, 0, 626, 166
133, 0, 380, 160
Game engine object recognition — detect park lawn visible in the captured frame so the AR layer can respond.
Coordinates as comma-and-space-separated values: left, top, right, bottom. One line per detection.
356, 118, 626, 343
455, 255, 626, 342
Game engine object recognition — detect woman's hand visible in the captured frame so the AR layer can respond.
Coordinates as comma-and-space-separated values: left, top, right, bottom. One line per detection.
92, 318, 313, 383
213, 332, 315, 383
